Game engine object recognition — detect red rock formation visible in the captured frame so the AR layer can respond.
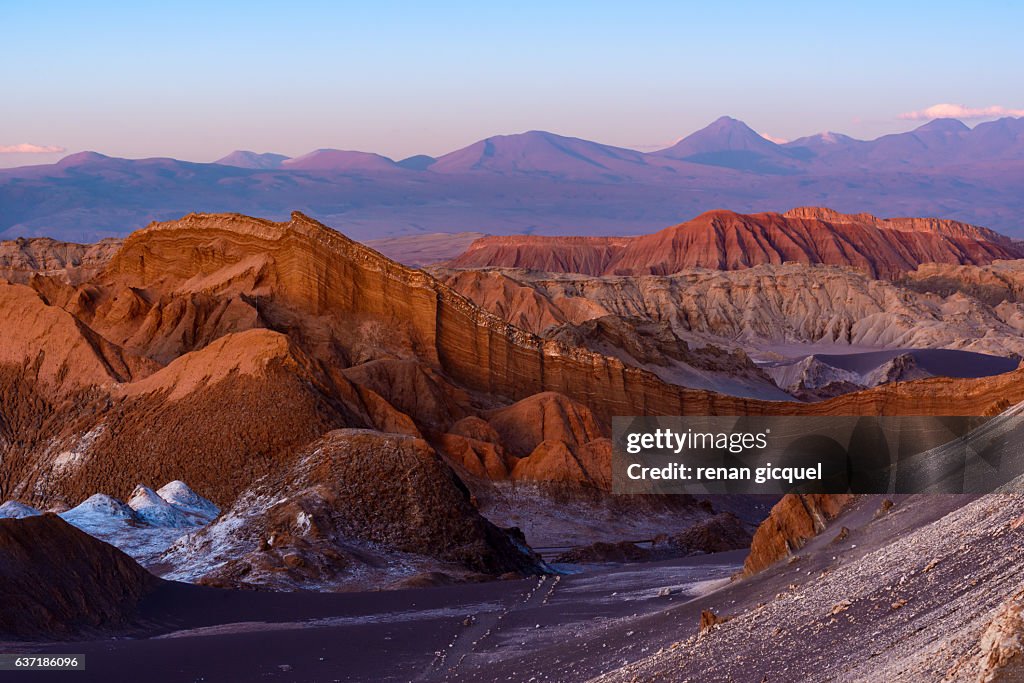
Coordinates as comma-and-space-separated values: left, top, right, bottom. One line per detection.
5, 210, 1024, 514
974, 589, 1024, 682
9, 209, 1024, 598
742, 494, 854, 575
0, 283, 154, 389
446, 208, 1022, 278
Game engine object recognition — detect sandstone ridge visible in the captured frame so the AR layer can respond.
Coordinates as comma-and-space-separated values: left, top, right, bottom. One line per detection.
447, 208, 1023, 278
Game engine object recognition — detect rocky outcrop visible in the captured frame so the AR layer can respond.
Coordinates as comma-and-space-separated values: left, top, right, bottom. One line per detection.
547, 315, 785, 399
667, 512, 753, 554
0, 514, 160, 639
4, 328, 370, 508
162, 430, 542, 590
0, 237, 120, 285
446, 208, 1022, 278
0, 284, 155, 389
554, 540, 654, 564
782, 206, 1018, 246
902, 260, 1024, 306
435, 262, 1024, 359
975, 591, 1024, 682
743, 494, 854, 575
698, 609, 731, 637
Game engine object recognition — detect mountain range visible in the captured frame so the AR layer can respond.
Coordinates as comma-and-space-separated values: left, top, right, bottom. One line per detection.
3, 116, 1023, 242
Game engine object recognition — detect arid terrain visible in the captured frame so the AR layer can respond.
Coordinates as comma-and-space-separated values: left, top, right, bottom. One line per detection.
4, 208, 1024, 681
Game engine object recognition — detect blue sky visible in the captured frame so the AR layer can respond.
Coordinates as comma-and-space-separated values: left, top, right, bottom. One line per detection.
2, 1, 1023, 165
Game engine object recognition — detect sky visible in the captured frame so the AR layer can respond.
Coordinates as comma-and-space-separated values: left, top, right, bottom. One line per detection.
2, 0, 1023, 167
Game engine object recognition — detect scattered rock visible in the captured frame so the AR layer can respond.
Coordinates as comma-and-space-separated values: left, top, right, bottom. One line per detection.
699, 609, 731, 637
831, 600, 852, 615
976, 592, 1024, 682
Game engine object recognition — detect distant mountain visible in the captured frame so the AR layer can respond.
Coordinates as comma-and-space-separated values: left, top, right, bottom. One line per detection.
656, 116, 782, 157
784, 131, 860, 157
953, 116, 1024, 161
396, 154, 436, 170
653, 116, 799, 173
215, 150, 290, 169
281, 149, 400, 172
788, 117, 1024, 168
429, 130, 679, 179
55, 151, 112, 167
2, 116, 1024, 241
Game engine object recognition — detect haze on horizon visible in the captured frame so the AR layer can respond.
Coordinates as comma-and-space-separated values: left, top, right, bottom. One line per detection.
2, 0, 1023, 168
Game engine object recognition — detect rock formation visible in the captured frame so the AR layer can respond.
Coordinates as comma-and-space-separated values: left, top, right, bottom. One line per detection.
446, 208, 1022, 278
743, 494, 854, 575
668, 511, 754, 554
5, 210, 1024, 590
161, 429, 540, 590
435, 262, 1024, 359
974, 590, 1024, 682
0, 237, 121, 285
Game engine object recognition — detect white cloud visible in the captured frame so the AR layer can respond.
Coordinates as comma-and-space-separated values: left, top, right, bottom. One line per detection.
900, 103, 1024, 121
0, 143, 66, 154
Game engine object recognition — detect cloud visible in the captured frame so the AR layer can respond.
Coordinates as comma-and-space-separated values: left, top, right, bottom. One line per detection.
758, 132, 789, 144
0, 143, 66, 154
900, 103, 1024, 121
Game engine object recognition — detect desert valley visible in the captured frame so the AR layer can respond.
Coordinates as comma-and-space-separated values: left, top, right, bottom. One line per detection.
4, 196, 1024, 680
7, 2, 1024, 679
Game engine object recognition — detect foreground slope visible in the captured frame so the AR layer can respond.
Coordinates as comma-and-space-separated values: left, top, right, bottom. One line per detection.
590, 493, 1024, 683
0, 514, 161, 639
